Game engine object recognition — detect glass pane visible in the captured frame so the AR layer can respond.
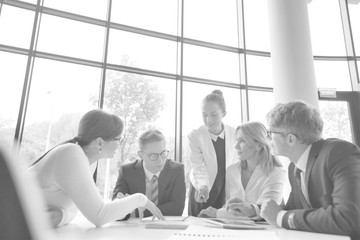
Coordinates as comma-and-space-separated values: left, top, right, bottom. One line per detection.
0, 5, 35, 49
246, 55, 273, 87
0, 52, 28, 150
314, 60, 351, 91
308, 0, 346, 56
20, 58, 102, 166
319, 100, 353, 143
111, 0, 178, 35
37, 14, 105, 61
97, 70, 176, 199
44, 0, 108, 20
108, 30, 177, 74
349, 3, 360, 55
183, 44, 240, 83
248, 90, 274, 124
243, 0, 270, 51
184, 0, 238, 47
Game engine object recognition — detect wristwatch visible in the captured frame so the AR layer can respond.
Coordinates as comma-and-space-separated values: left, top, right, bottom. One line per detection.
287, 212, 296, 229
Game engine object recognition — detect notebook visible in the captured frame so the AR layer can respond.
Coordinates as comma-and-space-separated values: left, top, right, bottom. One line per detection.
168, 225, 278, 240
143, 216, 190, 230
203, 218, 266, 230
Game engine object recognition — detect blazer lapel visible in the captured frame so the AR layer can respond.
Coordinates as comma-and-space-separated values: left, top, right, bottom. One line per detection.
305, 139, 325, 189
135, 160, 146, 194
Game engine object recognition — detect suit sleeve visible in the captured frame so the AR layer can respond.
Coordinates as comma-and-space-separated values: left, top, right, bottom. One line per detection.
157, 164, 186, 216
283, 142, 360, 239
112, 166, 130, 201
188, 131, 210, 190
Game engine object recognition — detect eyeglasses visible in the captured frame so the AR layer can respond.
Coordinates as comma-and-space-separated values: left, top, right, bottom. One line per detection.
111, 137, 123, 144
266, 130, 297, 139
143, 150, 169, 161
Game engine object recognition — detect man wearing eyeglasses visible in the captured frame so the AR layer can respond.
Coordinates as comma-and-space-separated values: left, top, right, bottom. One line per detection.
260, 101, 360, 240
112, 129, 186, 218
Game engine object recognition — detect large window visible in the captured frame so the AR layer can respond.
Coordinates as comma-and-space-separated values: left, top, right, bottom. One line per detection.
1, 0, 359, 203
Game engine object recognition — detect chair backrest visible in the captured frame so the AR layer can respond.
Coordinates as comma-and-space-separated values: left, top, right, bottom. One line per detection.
0, 147, 54, 240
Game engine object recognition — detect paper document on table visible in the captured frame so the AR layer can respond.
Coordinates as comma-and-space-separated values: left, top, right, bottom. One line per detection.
168, 225, 278, 240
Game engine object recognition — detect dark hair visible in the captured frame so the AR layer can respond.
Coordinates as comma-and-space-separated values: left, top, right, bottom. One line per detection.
202, 89, 226, 113
32, 109, 123, 166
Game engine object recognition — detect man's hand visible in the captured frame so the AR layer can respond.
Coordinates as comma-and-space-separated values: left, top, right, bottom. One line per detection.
260, 199, 282, 226
140, 200, 165, 221
195, 186, 209, 203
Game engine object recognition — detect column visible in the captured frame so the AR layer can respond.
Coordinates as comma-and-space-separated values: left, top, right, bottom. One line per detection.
267, 0, 319, 108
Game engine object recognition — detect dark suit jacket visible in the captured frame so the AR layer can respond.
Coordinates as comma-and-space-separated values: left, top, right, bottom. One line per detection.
283, 138, 360, 240
112, 159, 186, 217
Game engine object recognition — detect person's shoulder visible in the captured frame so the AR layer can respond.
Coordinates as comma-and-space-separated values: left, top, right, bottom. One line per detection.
121, 159, 142, 171
188, 125, 207, 137
52, 143, 83, 157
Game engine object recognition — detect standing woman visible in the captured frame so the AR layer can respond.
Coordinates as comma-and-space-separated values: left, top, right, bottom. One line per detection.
187, 90, 238, 216
29, 109, 163, 227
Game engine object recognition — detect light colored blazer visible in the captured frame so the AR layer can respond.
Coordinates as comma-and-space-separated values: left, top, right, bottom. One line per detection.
188, 124, 237, 191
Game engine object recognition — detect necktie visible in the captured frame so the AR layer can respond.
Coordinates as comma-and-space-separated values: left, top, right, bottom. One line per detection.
151, 175, 159, 206
294, 167, 310, 209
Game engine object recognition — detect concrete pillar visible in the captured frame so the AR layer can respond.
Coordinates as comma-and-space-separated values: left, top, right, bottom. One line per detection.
267, 0, 318, 108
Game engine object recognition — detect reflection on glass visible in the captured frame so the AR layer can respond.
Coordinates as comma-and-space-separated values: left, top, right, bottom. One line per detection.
248, 90, 274, 124
96, 70, 176, 199
111, 0, 178, 35
308, 0, 346, 56
44, 0, 107, 20
0, 52, 28, 150
20, 58, 101, 166
184, 0, 238, 47
246, 55, 273, 87
243, 0, 270, 51
37, 14, 105, 61
0, 5, 35, 49
348, 3, 360, 55
314, 60, 351, 91
319, 100, 352, 143
183, 44, 240, 83
108, 30, 177, 74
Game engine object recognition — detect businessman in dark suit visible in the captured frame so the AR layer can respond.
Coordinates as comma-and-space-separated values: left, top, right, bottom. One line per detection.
260, 101, 360, 240
112, 129, 186, 217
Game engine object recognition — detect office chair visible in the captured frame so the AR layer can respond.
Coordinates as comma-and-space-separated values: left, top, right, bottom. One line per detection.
0, 147, 53, 240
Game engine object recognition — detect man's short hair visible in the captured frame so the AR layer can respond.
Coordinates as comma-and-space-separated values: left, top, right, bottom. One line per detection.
266, 101, 323, 144
138, 129, 165, 150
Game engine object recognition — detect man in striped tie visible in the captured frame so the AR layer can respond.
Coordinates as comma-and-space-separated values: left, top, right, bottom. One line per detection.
113, 129, 186, 218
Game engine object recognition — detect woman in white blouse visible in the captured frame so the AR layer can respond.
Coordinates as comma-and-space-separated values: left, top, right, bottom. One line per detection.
29, 109, 164, 227
199, 121, 285, 219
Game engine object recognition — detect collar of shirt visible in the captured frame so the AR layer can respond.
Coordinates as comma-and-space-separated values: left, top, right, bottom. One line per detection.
209, 128, 225, 142
295, 144, 312, 173
143, 163, 161, 182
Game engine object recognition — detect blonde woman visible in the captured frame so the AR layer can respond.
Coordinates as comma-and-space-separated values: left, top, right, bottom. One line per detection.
199, 121, 285, 219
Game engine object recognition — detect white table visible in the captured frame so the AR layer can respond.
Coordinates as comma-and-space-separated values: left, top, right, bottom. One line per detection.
55, 215, 350, 240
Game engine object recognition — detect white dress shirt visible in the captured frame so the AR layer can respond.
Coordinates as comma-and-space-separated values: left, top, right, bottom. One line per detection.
276, 145, 312, 227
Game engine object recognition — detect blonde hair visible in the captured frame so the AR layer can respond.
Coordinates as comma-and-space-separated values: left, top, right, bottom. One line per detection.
236, 121, 282, 175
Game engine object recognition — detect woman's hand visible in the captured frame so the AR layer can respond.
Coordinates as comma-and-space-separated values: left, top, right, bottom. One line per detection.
195, 186, 209, 203
198, 206, 217, 218
138, 200, 165, 220
226, 202, 256, 218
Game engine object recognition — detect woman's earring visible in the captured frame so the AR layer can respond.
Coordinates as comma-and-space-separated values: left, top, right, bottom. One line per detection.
98, 148, 102, 154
